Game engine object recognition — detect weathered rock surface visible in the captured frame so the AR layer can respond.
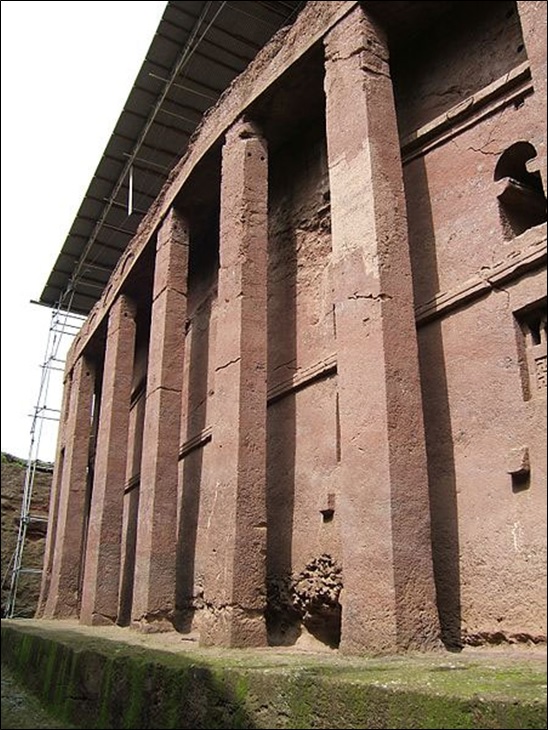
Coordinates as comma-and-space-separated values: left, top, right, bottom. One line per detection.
1, 454, 51, 618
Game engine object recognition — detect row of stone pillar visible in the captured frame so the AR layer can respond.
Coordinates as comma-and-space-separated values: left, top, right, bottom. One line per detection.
37, 2, 546, 651
38, 121, 267, 638
36, 5, 440, 649
39, 212, 189, 628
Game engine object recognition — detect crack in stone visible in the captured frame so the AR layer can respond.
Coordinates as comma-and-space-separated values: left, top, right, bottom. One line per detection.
348, 292, 392, 302
215, 356, 241, 373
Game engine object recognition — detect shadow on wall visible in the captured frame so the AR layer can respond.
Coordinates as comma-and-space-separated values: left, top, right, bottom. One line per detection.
495, 140, 547, 240
118, 309, 150, 627
265, 122, 342, 650
175, 298, 212, 632
266, 208, 299, 646
118, 485, 140, 626
405, 157, 462, 649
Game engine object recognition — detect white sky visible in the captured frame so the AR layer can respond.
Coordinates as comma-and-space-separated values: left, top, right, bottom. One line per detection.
1, 0, 167, 463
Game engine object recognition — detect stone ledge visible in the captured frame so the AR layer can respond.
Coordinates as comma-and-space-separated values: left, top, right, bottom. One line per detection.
1, 620, 546, 729
401, 61, 533, 164
415, 226, 547, 327
178, 427, 213, 461
267, 354, 337, 405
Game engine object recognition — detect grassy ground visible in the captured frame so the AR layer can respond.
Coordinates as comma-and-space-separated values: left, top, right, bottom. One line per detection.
2, 619, 546, 729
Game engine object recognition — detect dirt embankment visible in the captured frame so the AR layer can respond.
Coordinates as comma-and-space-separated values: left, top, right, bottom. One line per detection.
1, 454, 52, 617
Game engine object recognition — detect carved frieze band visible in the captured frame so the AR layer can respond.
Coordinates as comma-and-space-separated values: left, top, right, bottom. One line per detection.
178, 426, 213, 461
267, 353, 337, 405
402, 62, 532, 164
124, 474, 140, 494
176, 356, 338, 459
415, 231, 547, 327
536, 356, 547, 391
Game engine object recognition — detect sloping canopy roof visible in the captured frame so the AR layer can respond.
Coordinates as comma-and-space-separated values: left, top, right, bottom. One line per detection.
39, 0, 304, 316
38, 0, 463, 317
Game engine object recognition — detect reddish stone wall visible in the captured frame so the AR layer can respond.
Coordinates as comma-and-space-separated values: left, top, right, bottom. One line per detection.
1, 457, 52, 618
393, 1, 525, 138
422, 271, 545, 645
393, 0, 547, 645
41, 0, 546, 653
176, 250, 218, 632
267, 122, 341, 645
403, 97, 542, 306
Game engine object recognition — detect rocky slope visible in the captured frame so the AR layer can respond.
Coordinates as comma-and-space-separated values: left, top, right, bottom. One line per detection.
1, 453, 52, 617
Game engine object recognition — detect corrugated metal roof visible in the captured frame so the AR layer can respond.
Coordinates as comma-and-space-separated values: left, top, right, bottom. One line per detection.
39, 0, 304, 316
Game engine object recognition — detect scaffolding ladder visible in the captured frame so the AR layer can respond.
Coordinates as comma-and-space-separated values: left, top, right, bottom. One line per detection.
3, 306, 84, 618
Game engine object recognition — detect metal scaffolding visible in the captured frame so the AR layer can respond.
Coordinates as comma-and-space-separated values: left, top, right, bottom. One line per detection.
3, 306, 85, 618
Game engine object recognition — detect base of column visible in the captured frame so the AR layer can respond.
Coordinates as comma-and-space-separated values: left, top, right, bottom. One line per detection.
42, 605, 80, 620
80, 612, 117, 627
131, 615, 175, 634
199, 606, 268, 648
339, 599, 442, 655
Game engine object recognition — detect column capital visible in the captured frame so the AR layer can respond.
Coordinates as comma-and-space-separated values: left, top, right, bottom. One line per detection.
324, 3, 389, 66
225, 116, 265, 145
106, 293, 137, 338
157, 207, 190, 250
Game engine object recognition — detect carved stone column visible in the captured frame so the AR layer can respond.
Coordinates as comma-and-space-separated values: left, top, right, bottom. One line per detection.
43, 354, 95, 617
132, 208, 189, 631
203, 118, 268, 647
324, 6, 440, 653
80, 294, 136, 625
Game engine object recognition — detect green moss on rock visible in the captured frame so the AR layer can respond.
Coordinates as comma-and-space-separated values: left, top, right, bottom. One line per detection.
1, 621, 545, 729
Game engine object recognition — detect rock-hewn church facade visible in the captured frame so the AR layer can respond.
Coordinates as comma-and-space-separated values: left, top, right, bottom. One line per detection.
38, 1, 547, 654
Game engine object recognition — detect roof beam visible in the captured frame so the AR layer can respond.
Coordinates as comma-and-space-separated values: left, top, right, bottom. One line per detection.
84, 194, 149, 217
155, 29, 245, 74
258, 0, 302, 19
148, 72, 218, 101
226, 1, 284, 28
117, 107, 194, 136
66, 233, 126, 255
110, 130, 184, 163
101, 150, 170, 176
165, 9, 263, 53
65, 1, 220, 291
122, 152, 171, 174
150, 67, 226, 99
76, 215, 137, 237
50, 270, 108, 289
133, 81, 205, 117
157, 26, 256, 68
